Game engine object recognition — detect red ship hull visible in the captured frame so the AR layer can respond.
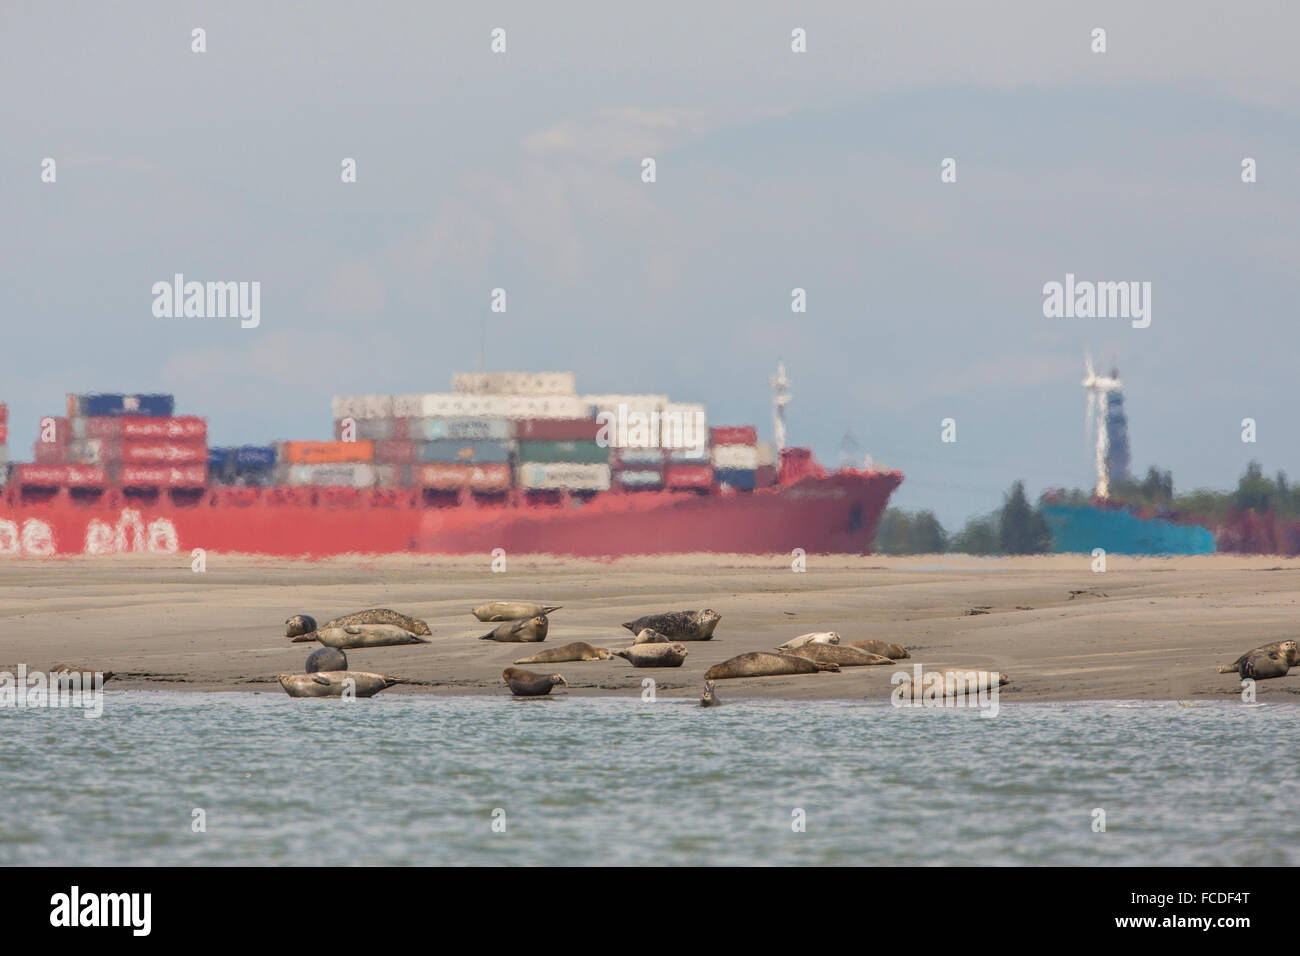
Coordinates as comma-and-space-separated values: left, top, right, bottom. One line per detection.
0, 470, 901, 558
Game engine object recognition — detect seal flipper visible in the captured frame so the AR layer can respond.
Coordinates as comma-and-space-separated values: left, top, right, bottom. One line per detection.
311, 674, 331, 685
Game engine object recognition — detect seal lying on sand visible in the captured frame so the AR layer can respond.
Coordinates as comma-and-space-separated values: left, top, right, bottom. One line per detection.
776, 632, 840, 650
699, 680, 721, 707
480, 615, 549, 643
322, 608, 431, 636
306, 647, 348, 673
1217, 640, 1300, 674
790, 644, 893, 667
50, 665, 115, 685
704, 652, 839, 680
285, 615, 317, 638
896, 670, 1009, 698
315, 624, 432, 649
278, 671, 404, 698
474, 602, 562, 622
846, 639, 909, 659
633, 628, 671, 644
502, 667, 568, 697
622, 609, 720, 641
614, 643, 688, 667
514, 642, 612, 664
1238, 646, 1295, 680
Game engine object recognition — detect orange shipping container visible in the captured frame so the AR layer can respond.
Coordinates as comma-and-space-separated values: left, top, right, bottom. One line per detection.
282, 440, 373, 464
418, 462, 511, 492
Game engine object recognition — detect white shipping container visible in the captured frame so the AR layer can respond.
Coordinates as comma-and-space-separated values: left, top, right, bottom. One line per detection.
660, 402, 707, 450
453, 371, 576, 396
712, 444, 759, 470
583, 394, 668, 414
331, 395, 395, 420
392, 393, 427, 418
287, 463, 376, 487
516, 462, 611, 491
756, 442, 775, 467
417, 393, 589, 419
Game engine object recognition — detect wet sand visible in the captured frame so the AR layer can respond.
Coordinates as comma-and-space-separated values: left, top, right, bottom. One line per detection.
1, 553, 1298, 702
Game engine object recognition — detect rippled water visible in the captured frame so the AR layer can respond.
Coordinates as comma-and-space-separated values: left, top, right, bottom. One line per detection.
1, 692, 1295, 866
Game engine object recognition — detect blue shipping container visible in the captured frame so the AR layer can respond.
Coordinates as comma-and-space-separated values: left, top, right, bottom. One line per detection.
418, 440, 511, 464
714, 468, 756, 491
234, 445, 277, 468
80, 393, 175, 417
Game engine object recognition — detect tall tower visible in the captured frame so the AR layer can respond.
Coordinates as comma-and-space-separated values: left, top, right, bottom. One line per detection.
1104, 369, 1131, 486
1082, 355, 1122, 499
770, 361, 791, 455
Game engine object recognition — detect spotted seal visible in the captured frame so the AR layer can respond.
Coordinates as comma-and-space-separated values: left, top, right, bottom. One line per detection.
322, 608, 431, 636
704, 652, 839, 680
1238, 646, 1295, 680
514, 642, 613, 664
791, 644, 893, 667
314, 624, 431, 649
622, 609, 720, 641
1217, 640, 1299, 674
474, 602, 562, 622
846, 639, 909, 659
502, 667, 568, 697
480, 615, 549, 643
306, 646, 348, 673
613, 643, 688, 667
277, 671, 405, 698
633, 628, 671, 644
776, 632, 840, 650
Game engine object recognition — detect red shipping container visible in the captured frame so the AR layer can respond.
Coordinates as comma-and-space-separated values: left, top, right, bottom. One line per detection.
15, 464, 107, 486
34, 442, 71, 464
755, 465, 777, 487
513, 418, 600, 441
419, 462, 512, 492
79, 417, 124, 438
120, 440, 208, 465
374, 440, 417, 464
66, 464, 108, 486
391, 418, 410, 440
709, 425, 758, 446
0, 403, 7, 424
666, 465, 714, 489
119, 416, 207, 440
119, 464, 207, 487
0, 423, 7, 444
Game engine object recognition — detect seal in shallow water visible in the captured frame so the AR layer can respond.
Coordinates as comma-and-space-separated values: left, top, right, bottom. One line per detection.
480, 615, 549, 643
285, 614, 317, 639
514, 642, 612, 664
846, 639, 909, 659
699, 680, 721, 707
614, 642, 688, 667
322, 608, 431, 635
278, 671, 404, 698
704, 652, 839, 680
776, 632, 839, 650
314, 624, 431, 649
502, 667, 568, 696
622, 609, 720, 641
473, 602, 562, 622
1217, 640, 1299, 674
790, 644, 893, 667
306, 646, 348, 673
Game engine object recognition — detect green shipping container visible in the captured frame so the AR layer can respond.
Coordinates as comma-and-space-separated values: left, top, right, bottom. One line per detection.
516, 440, 610, 464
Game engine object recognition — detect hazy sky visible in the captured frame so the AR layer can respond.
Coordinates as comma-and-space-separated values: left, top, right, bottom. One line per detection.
3, 2, 1297, 526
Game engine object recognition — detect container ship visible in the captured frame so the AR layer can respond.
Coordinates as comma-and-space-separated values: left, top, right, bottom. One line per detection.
0, 365, 902, 558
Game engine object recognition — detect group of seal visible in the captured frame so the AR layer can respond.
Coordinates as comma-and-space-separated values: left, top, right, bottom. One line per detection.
472, 602, 567, 695
277, 607, 431, 698
1216, 639, 1299, 680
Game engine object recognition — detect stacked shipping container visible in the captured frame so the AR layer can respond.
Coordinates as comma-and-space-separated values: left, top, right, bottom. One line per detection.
0, 403, 7, 486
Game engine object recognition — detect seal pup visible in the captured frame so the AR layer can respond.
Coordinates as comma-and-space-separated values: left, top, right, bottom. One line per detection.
1238, 647, 1293, 680
622, 609, 720, 641
314, 624, 431, 649
1216, 640, 1299, 674
614, 643, 689, 667
474, 602, 562, 622
699, 680, 721, 707
277, 671, 404, 698
704, 652, 839, 680
306, 646, 348, 673
322, 608, 431, 636
285, 614, 317, 638
480, 615, 549, 643
776, 632, 840, 650
791, 644, 893, 667
633, 628, 671, 644
514, 642, 613, 664
502, 667, 568, 697
846, 639, 909, 660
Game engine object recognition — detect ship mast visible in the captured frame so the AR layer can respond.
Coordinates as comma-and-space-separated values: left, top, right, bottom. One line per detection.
770, 361, 791, 455
1082, 353, 1122, 499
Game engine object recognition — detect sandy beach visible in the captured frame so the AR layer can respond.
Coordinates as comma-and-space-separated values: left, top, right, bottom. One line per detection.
1, 553, 1297, 702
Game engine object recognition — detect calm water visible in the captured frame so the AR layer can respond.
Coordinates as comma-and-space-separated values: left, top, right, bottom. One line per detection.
2, 692, 1295, 866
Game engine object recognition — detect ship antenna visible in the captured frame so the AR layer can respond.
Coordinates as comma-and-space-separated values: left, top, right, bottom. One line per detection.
770, 360, 791, 455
